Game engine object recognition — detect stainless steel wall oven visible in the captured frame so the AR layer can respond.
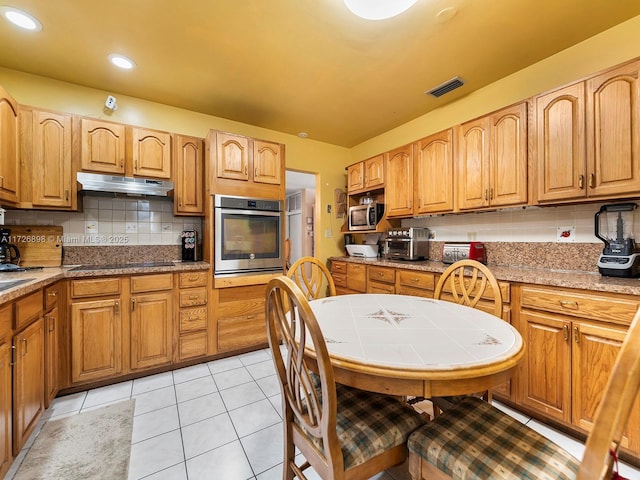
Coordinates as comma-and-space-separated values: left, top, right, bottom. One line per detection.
213, 194, 284, 276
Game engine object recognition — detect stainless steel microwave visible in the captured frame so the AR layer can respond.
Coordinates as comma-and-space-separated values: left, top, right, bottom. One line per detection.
348, 203, 384, 231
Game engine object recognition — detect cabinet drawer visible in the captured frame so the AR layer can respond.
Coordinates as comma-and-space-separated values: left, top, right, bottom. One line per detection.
179, 271, 208, 288
218, 314, 267, 351
44, 283, 60, 310
71, 277, 121, 298
368, 281, 395, 294
520, 286, 640, 324
346, 263, 366, 292
15, 290, 43, 330
179, 307, 207, 332
331, 261, 347, 275
368, 266, 395, 284
178, 331, 208, 360
332, 273, 347, 288
397, 270, 435, 291
130, 273, 173, 293
0, 303, 12, 339
439, 276, 510, 303
179, 288, 207, 307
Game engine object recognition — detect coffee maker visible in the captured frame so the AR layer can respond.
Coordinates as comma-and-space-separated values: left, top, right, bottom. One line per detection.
595, 203, 640, 277
0, 228, 21, 269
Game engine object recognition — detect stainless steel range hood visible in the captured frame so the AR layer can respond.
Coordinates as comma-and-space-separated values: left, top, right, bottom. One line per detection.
77, 172, 174, 197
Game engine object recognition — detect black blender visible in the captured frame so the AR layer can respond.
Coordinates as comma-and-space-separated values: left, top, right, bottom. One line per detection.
595, 203, 640, 278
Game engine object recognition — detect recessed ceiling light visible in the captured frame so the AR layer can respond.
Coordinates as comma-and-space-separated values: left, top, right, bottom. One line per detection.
108, 54, 136, 70
0, 6, 42, 31
343, 0, 417, 20
298, 132, 309, 139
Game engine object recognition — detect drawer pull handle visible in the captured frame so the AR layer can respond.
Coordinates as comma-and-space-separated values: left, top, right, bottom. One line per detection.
48, 291, 58, 297
563, 324, 569, 341
578, 175, 584, 189
589, 173, 595, 188
189, 295, 199, 300
559, 300, 578, 309
574, 325, 580, 343
247, 315, 255, 319
10, 345, 16, 366
114, 300, 120, 315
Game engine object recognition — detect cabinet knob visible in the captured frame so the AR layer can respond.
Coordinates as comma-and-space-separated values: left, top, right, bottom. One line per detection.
563, 324, 569, 341
578, 175, 585, 189
573, 325, 580, 343
589, 173, 595, 188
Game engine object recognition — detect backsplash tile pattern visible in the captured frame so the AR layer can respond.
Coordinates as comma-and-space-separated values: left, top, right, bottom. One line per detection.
4, 196, 202, 247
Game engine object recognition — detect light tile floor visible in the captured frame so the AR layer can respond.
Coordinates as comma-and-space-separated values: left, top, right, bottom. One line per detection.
5, 347, 640, 480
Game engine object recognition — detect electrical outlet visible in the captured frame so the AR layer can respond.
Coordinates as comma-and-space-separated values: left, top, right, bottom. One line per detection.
557, 225, 575, 242
327, 204, 332, 214
324, 229, 332, 238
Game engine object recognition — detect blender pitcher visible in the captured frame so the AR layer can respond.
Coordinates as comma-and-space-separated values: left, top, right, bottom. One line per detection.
595, 203, 640, 277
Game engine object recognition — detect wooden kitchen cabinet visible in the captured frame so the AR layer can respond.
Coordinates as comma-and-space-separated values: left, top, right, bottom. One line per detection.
367, 265, 395, 293
518, 285, 640, 455
414, 129, 454, 214
129, 274, 173, 370
214, 131, 250, 182
173, 134, 204, 215
131, 126, 172, 179
44, 283, 60, 407
0, 85, 19, 204
70, 277, 123, 385
0, 303, 13, 479
331, 261, 367, 295
12, 317, 44, 455
177, 271, 209, 361
80, 117, 126, 174
347, 154, 384, 193
395, 269, 435, 298
216, 284, 267, 352
457, 102, 528, 211
19, 106, 75, 210
385, 144, 414, 218
253, 139, 282, 185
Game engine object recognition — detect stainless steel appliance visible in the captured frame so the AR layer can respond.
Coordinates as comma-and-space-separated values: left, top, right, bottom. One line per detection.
77, 172, 174, 197
0, 228, 20, 265
442, 242, 486, 264
214, 194, 284, 276
384, 227, 429, 260
348, 203, 384, 231
595, 203, 640, 277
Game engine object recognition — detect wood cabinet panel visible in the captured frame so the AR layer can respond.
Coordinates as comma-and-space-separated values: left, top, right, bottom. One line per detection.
130, 273, 173, 293
414, 129, 454, 214
346, 263, 366, 292
347, 162, 364, 192
130, 291, 172, 370
179, 288, 207, 307
385, 144, 413, 217
179, 307, 207, 332
396, 270, 435, 292
178, 271, 208, 288
0, 85, 19, 204
14, 290, 43, 331
178, 332, 208, 361
174, 135, 204, 215
216, 132, 250, 181
368, 266, 395, 284
216, 284, 267, 352
44, 305, 59, 407
71, 277, 121, 298
131, 127, 171, 179
0, 340, 11, 478
80, 118, 126, 174
253, 139, 282, 185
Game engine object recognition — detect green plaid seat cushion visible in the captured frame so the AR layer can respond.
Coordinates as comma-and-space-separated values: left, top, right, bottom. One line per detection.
408, 397, 580, 480
310, 383, 426, 469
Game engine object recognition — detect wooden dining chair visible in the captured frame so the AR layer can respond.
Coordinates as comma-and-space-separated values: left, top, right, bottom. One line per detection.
434, 259, 503, 318
287, 256, 337, 300
407, 306, 640, 480
265, 276, 426, 480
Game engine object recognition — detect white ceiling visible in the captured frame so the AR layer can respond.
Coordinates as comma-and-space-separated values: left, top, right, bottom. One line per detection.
1, 1, 640, 147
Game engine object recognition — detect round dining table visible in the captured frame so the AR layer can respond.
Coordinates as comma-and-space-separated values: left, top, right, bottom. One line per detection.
305, 294, 526, 398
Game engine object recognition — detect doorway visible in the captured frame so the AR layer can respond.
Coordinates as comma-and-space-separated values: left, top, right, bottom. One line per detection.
285, 170, 317, 268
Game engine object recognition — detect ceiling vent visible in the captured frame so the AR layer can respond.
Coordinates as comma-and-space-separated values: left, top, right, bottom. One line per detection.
426, 76, 464, 98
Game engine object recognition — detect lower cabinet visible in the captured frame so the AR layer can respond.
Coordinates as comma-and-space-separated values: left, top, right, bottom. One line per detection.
517, 285, 640, 456
0, 304, 13, 479
216, 284, 267, 352
44, 283, 60, 407
177, 271, 209, 361
331, 260, 366, 294
367, 266, 395, 293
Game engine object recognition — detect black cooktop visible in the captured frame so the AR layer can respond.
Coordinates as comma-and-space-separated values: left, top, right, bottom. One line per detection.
68, 261, 175, 271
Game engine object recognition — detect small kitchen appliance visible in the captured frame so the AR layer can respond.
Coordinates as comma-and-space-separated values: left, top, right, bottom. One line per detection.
595, 203, 640, 278
384, 227, 429, 260
442, 242, 486, 264
181, 230, 198, 261
0, 228, 21, 266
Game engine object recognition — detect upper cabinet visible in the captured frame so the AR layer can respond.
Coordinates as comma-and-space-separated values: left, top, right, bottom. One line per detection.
80, 118, 126, 174
0, 85, 19, 204
19, 106, 75, 210
347, 154, 384, 193
385, 144, 413, 218
80, 118, 171, 179
131, 127, 171, 179
457, 102, 528, 211
173, 134, 204, 216
207, 130, 284, 199
414, 129, 454, 215
533, 60, 640, 204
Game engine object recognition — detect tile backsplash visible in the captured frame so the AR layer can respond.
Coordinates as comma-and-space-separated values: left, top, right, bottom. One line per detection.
4, 196, 202, 246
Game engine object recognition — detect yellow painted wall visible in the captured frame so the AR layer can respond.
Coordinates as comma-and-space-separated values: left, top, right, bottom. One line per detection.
0, 68, 350, 261
350, 14, 640, 162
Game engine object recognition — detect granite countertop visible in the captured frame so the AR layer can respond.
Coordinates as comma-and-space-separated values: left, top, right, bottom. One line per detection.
0, 261, 211, 303
330, 256, 640, 296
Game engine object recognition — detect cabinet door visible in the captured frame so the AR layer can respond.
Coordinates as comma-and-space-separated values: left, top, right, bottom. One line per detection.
414, 129, 454, 214
364, 154, 384, 189
44, 306, 59, 408
253, 139, 282, 185
457, 118, 490, 210
489, 102, 528, 207
534, 83, 587, 203
80, 118, 126, 174
71, 299, 122, 384
216, 132, 249, 181
130, 292, 173, 370
132, 127, 172, 179
572, 321, 640, 451
0, 85, 19, 204
0, 341, 12, 478
347, 162, 364, 192
32, 110, 73, 208
13, 318, 44, 455
519, 310, 571, 423
385, 144, 413, 217
174, 135, 204, 215
586, 61, 640, 198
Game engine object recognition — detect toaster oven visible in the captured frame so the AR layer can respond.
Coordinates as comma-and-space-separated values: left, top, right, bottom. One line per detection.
384, 227, 429, 260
